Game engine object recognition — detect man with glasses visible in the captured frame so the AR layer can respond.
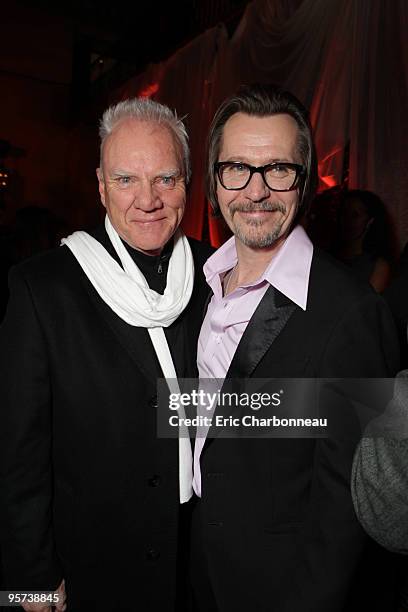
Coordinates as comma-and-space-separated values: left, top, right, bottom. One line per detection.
190, 84, 399, 611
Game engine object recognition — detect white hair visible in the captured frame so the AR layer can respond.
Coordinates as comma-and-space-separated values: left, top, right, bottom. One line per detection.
99, 97, 191, 182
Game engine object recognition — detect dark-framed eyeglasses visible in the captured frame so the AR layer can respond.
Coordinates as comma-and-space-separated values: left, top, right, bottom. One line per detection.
214, 161, 305, 192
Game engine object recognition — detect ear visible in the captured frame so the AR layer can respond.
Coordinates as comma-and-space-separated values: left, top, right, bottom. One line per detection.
96, 168, 106, 208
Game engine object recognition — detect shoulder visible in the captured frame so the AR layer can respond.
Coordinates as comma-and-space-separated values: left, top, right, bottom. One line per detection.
8, 245, 81, 294
369, 257, 392, 293
352, 435, 408, 552
308, 248, 397, 344
307, 250, 399, 374
309, 247, 378, 306
9, 224, 106, 288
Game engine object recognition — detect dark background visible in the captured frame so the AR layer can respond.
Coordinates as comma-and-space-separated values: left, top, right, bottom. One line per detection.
0, 0, 251, 230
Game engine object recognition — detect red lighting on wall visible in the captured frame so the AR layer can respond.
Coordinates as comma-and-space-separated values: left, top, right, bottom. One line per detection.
139, 83, 160, 98
317, 145, 344, 191
319, 173, 337, 189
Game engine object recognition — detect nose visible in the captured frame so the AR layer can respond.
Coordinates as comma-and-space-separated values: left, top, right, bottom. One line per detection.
244, 171, 270, 201
134, 179, 163, 212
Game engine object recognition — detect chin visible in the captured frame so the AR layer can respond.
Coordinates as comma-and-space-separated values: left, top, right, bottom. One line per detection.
129, 240, 165, 254
125, 229, 165, 250
235, 223, 284, 249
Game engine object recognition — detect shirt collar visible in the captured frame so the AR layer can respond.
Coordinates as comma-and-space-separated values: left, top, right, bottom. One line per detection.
203, 225, 313, 311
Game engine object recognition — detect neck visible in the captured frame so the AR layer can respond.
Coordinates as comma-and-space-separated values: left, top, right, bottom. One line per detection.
122, 239, 163, 258
233, 234, 286, 285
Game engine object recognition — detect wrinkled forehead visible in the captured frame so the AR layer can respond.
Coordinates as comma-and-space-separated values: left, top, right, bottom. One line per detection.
218, 112, 301, 163
101, 118, 183, 170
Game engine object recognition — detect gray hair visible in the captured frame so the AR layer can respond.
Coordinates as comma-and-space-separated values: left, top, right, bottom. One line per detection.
99, 97, 191, 182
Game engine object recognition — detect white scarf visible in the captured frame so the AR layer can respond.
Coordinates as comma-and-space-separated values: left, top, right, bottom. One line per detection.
61, 215, 194, 503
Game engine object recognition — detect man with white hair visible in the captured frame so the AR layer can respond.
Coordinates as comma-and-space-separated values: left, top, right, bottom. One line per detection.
0, 98, 212, 611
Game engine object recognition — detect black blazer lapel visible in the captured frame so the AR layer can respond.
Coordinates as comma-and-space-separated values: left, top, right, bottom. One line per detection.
227, 284, 297, 379
80, 271, 161, 386
202, 285, 297, 451
76, 224, 162, 386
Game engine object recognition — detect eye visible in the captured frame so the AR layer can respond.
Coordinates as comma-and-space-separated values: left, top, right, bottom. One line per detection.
270, 163, 289, 175
156, 175, 176, 188
115, 176, 132, 186
220, 163, 249, 179
230, 163, 247, 174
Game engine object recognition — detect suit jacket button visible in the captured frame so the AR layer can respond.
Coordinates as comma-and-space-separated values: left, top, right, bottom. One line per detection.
146, 547, 160, 560
148, 395, 158, 409
148, 474, 161, 487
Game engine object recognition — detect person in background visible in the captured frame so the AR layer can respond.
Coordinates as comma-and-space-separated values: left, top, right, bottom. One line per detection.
352, 369, 408, 612
0, 206, 68, 322
334, 189, 396, 292
383, 243, 408, 368
302, 186, 342, 252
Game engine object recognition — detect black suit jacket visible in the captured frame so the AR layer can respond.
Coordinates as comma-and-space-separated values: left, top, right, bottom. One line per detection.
0, 227, 212, 611
197, 248, 399, 612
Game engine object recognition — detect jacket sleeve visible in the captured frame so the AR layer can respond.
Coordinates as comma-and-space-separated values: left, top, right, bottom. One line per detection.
275, 293, 400, 612
0, 266, 63, 590
351, 370, 408, 554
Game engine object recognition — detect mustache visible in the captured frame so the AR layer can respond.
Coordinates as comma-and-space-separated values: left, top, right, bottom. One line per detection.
229, 201, 286, 216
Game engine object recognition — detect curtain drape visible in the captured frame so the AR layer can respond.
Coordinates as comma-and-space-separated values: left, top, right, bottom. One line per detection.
117, 0, 408, 248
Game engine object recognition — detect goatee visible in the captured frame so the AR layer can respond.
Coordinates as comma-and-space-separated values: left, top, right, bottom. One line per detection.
229, 200, 286, 248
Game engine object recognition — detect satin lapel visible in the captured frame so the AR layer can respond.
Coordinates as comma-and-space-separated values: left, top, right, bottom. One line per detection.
203, 285, 297, 451
227, 285, 296, 379
202, 290, 214, 322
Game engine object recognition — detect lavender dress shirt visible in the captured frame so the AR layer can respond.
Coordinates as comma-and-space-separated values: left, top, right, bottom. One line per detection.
193, 225, 314, 497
